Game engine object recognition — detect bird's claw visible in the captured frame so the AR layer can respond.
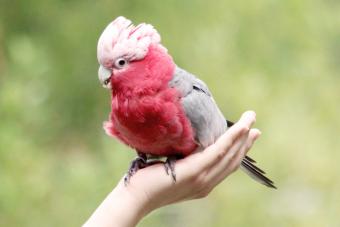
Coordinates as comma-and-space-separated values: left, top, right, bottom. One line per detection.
124, 154, 179, 185
164, 156, 177, 182
124, 155, 147, 185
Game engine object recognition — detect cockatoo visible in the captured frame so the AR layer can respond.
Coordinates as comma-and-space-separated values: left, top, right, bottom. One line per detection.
97, 16, 275, 188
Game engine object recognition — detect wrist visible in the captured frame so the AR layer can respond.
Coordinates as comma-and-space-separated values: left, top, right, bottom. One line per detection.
114, 179, 152, 224
84, 179, 152, 227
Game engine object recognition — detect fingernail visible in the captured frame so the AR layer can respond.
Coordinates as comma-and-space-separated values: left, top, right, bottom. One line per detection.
254, 131, 261, 140
247, 110, 256, 117
241, 111, 256, 121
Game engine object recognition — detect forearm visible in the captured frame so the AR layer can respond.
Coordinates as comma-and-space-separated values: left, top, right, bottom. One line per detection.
83, 180, 149, 227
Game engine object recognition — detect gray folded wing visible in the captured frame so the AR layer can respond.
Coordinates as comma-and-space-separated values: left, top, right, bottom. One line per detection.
169, 66, 276, 189
169, 66, 227, 148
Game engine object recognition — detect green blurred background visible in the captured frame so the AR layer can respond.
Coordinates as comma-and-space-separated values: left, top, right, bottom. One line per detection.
1, 0, 340, 226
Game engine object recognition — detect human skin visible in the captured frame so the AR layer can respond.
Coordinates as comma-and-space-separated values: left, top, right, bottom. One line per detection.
83, 111, 261, 227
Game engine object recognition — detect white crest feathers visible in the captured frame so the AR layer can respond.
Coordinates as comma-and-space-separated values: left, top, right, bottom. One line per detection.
97, 16, 163, 67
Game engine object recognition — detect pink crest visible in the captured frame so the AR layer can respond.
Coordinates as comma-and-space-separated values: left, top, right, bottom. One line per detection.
97, 16, 164, 68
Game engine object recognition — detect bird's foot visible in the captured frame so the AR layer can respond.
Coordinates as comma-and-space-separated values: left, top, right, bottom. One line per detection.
124, 154, 147, 185
164, 156, 177, 183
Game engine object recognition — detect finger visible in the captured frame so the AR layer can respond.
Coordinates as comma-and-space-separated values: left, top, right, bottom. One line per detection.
203, 129, 249, 182
171, 131, 246, 184
196, 111, 256, 171
172, 111, 256, 183
213, 129, 260, 185
227, 129, 261, 173
214, 111, 256, 152
205, 111, 256, 169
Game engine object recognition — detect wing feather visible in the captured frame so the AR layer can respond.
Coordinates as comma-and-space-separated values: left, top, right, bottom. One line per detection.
169, 66, 276, 189
169, 66, 227, 147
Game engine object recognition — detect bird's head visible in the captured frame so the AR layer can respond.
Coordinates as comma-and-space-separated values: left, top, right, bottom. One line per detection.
97, 16, 173, 90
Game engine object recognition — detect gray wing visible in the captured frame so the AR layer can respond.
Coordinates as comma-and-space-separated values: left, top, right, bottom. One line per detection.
169, 66, 277, 189
169, 66, 227, 148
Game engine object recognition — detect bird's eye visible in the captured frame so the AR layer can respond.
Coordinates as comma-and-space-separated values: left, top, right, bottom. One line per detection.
114, 58, 128, 69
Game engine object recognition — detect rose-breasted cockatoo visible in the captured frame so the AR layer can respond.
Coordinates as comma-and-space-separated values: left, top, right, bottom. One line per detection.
97, 16, 276, 188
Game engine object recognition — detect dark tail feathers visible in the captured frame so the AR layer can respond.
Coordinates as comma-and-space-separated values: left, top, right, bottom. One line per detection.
226, 119, 276, 189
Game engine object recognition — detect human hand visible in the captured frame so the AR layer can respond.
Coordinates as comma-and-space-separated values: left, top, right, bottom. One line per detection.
84, 111, 260, 227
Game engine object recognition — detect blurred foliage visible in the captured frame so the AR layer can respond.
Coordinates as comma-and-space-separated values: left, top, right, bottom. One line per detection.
1, 0, 340, 226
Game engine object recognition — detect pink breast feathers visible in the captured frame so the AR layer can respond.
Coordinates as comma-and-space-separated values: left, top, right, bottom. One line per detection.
104, 86, 197, 157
